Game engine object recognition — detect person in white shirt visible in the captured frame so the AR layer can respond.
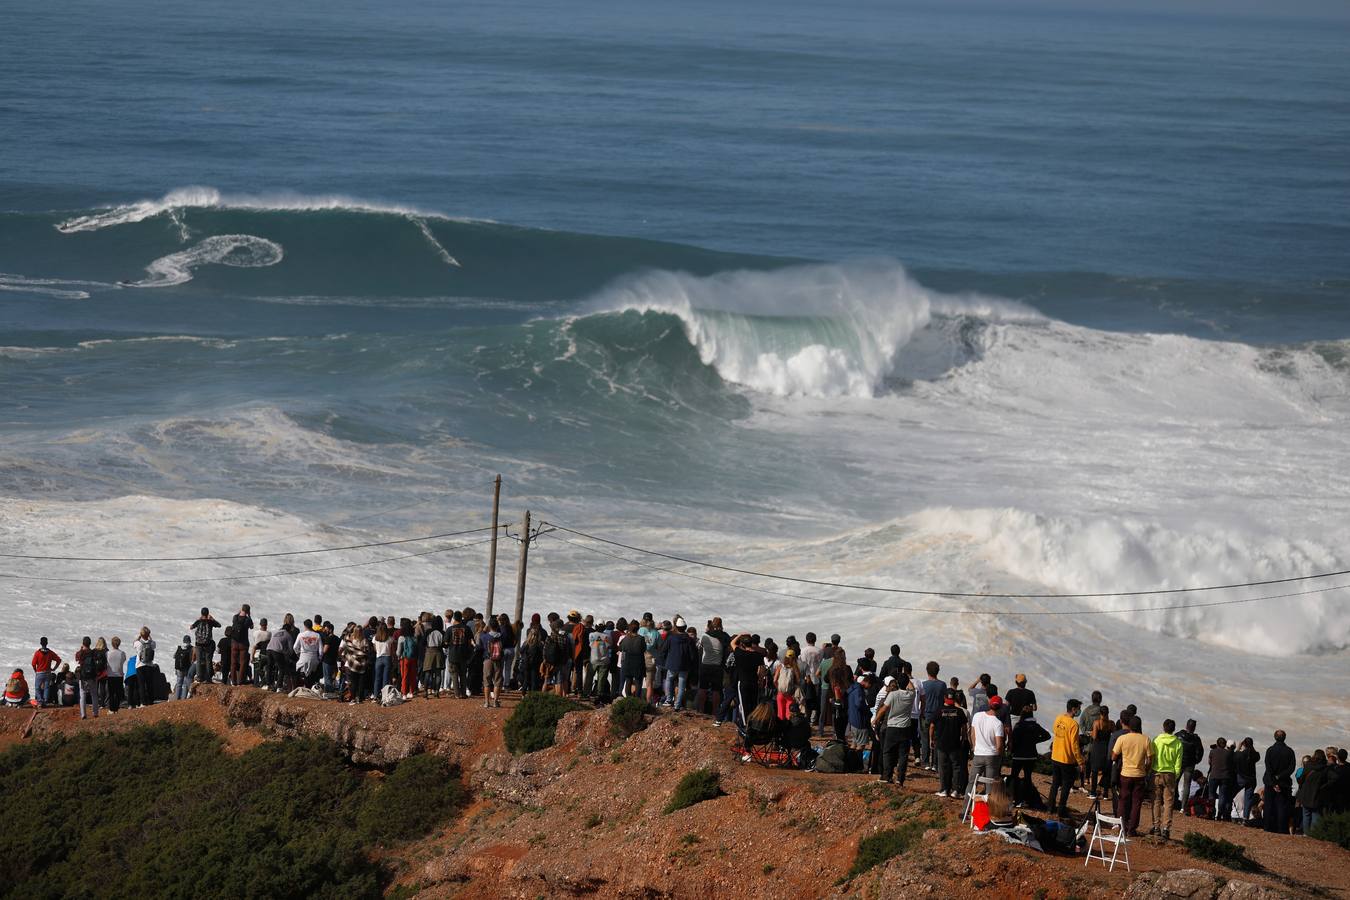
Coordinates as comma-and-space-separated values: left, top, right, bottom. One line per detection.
293, 620, 323, 687
969, 695, 1007, 782
251, 618, 272, 688
104, 637, 128, 713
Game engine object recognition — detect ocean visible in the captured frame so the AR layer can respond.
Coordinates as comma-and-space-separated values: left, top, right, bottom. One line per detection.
2, 0, 1348, 746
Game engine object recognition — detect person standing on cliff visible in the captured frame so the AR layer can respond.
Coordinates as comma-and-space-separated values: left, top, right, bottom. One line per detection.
1263, 730, 1297, 834
1112, 716, 1152, 837
229, 604, 253, 686
1178, 719, 1203, 814
1150, 718, 1183, 839
190, 608, 220, 684
31, 637, 60, 708
294, 619, 323, 689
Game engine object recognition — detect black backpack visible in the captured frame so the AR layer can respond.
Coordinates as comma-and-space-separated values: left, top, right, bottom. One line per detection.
193, 619, 213, 644
544, 633, 563, 665
139, 642, 155, 664
174, 645, 193, 672
813, 741, 849, 774
79, 649, 102, 679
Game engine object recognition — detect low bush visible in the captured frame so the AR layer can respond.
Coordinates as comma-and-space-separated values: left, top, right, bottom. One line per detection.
357, 753, 466, 845
1182, 831, 1261, 872
0, 723, 465, 900
664, 767, 723, 813
503, 691, 583, 754
848, 820, 927, 877
1308, 810, 1350, 850
609, 696, 650, 738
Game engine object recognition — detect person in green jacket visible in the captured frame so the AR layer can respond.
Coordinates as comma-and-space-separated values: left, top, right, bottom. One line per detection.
1151, 718, 1184, 839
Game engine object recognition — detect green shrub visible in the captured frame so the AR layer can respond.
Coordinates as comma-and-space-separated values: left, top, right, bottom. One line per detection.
503, 691, 584, 755
848, 821, 926, 877
664, 767, 723, 814
1308, 810, 1350, 850
357, 754, 466, 845
0, 723, 465, 900
1182, 831, 1261, 872
609, 696, 650, 738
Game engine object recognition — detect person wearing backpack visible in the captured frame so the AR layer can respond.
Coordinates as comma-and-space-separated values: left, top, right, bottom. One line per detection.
395, 618, 418, 700
75, 636, 106, 719
190, 608, 220, 683
173, 636, 194, 700
130, 626, 158, 706
479, 618, 504, 708
1177, 719, 1204, 815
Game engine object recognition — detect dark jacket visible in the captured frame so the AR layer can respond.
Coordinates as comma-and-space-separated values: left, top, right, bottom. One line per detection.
1011, 717, 1052, 761
1178, 730, 1204, 769
1263, 740, 1296, 790
1208, 745, 1234, 782
1233, 746, 1259, 783
934, 705, 970, 753
665, 631, 691, 673
1297, 760, 1328, 809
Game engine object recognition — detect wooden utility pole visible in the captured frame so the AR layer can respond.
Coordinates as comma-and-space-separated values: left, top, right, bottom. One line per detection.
485, 474, 501, 618
513, 510, 530, 632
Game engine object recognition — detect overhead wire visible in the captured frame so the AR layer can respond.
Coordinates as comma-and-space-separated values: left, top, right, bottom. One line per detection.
542, 521, 1350, 600
0, 535, 498, 585
542, 531, 1350, 617
0, 524, 504, 562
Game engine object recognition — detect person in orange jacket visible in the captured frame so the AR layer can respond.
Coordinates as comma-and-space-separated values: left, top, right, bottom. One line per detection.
1050, 698, 1086, 818
3, 669, 29, 707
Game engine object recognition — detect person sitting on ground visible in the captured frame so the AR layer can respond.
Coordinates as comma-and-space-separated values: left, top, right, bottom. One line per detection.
57, 665, 77, 707
1050, 698, 1084, 818
3, 669, 29, 707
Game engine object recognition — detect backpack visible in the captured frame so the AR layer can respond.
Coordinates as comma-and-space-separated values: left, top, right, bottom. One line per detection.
544, 633, 563, 666
79, 650, 101, 679
489, 637, 503, 661
813, 741, 849, 774
193, 619, 213, 644
174, 644, 192, 672
139, 642, 155, 664
380, 684, 404, 707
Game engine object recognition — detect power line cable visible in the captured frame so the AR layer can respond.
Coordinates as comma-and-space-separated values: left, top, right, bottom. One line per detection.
543, 521, 1350, 600
0, 536, 497, 585
0, 524, 503, 562
542, 532, 1350, 617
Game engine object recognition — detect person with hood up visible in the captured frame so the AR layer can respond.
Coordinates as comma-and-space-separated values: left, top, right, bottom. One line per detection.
3, 669, 28, 707
1151, 719, 1183, 839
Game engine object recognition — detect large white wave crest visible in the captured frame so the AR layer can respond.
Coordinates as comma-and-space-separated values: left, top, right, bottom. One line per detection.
586, 259, 1043, 398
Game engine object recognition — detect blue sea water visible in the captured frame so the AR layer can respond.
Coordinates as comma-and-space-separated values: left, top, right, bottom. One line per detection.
2, 0, 1350, 734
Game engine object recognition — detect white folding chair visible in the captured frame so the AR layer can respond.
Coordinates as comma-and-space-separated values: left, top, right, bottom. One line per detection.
961, 775, 996, 827
1084, 811, 1130, 872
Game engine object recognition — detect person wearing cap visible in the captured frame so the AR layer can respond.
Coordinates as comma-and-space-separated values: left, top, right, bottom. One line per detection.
872, 671, 916, 785
969, 695, 1006, 785
934, 688, 971, 797
846, 672, 875, 771
1050, 698, 1085, 818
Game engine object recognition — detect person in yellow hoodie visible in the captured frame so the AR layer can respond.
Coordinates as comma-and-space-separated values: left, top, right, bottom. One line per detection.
1151, 718, 1183, 839
1050, 698, 1085, 818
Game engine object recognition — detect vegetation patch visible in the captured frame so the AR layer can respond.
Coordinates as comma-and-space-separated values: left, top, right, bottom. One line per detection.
502, 691, 583, 754
1308, 811, 1350, 851
1182, 832, 1261, 872
664, 767, 724, 814
0, 724, 466, 900
849, 821, 928, 878
609, 696, 651, 738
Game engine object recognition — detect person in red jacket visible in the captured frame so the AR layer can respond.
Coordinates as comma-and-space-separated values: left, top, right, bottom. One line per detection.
3, 669, 29, 707
31, 637, 61, 708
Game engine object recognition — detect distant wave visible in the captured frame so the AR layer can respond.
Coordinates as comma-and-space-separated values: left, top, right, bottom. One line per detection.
579, 260, 1044, 398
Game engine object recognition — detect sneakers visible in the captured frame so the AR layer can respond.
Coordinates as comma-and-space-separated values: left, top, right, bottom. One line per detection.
934, 790, 949, 798
1087, 793, 1098, 800
712, 720, 723, 728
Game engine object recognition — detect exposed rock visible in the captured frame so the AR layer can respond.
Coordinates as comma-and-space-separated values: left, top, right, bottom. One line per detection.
1125, 869, 1289, 900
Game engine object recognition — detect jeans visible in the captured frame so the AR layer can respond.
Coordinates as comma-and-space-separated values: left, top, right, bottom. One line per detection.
104, 675, 124, 713
1118, 775, 1146, 835
880, 726, 912, 784
663, 669, 688, 708
937, 747, 968, 795
1152, 772, 1177, 834
1050, 760, 1076, 813
373, 656, 391, 697
322, 661, 337, 692
919, 718, 937, 766
175, 671, 191, 700
78, 678, 100, 717
1214, 778, 1232, 820
1179, 765, 1196, 813
194, 644, 213, 682
1237, 777, 1256, 822
817, 682, 830, 735
34, 671, 51, 707
972, 754, 1002, 785
1302, 807, 1321, 834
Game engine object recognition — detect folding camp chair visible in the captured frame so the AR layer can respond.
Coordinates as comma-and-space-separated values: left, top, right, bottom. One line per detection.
961, 775, 996, 828
1084, 811, 1130, 872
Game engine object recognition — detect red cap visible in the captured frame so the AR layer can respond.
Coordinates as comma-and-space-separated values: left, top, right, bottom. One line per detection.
988, 695, 1003, 708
